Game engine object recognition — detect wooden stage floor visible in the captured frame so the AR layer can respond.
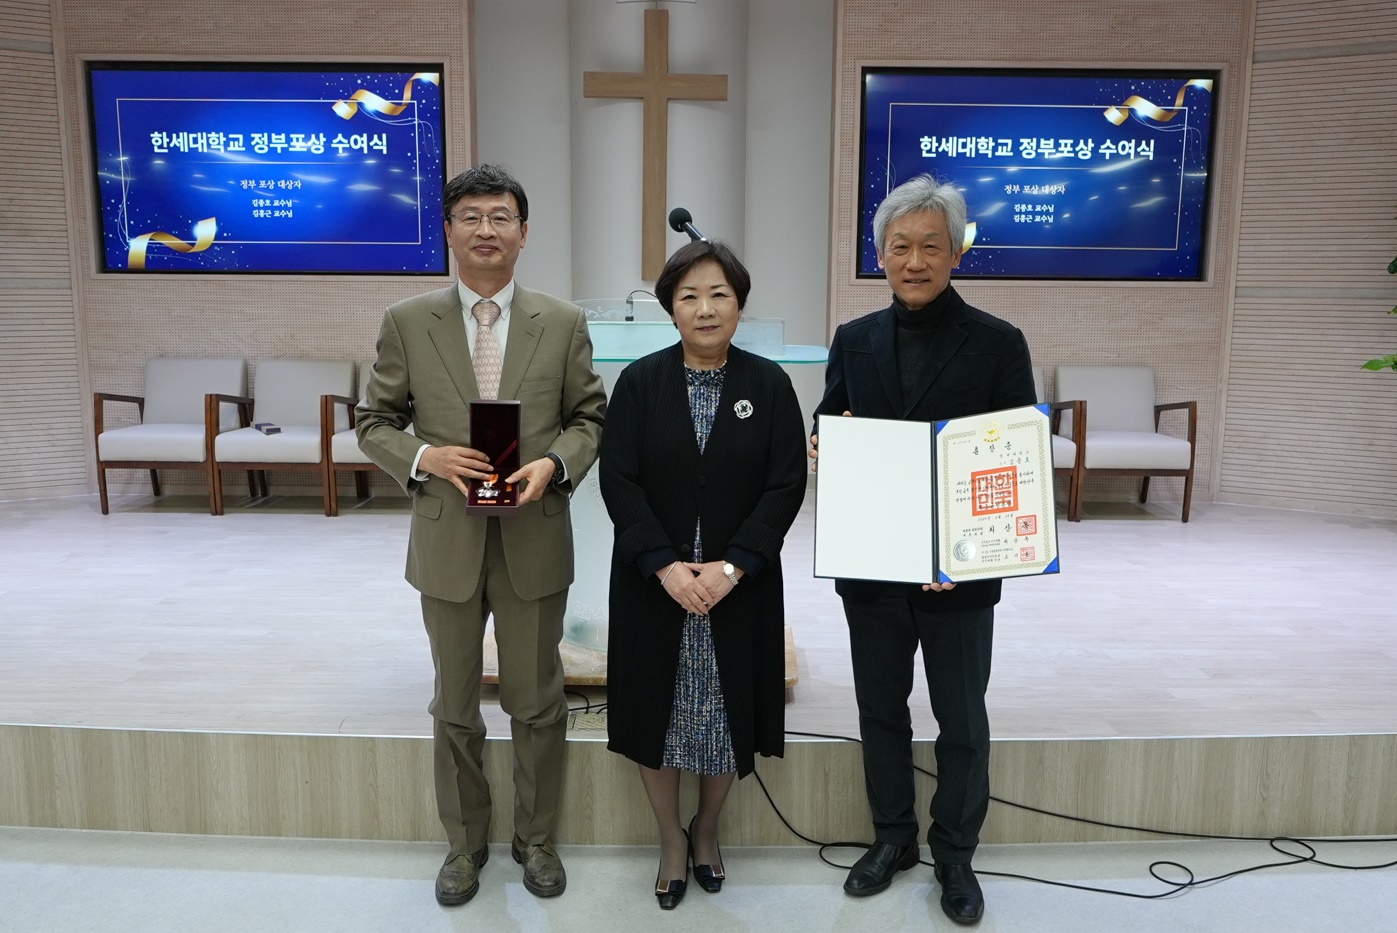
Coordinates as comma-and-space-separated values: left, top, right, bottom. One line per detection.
3, 489, 1394, 744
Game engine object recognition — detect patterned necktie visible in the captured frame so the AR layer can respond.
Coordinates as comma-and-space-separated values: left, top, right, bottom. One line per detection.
471, 298, 503, 399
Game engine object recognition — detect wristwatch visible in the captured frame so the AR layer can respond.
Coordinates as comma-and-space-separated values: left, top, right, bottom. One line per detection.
545, 452, 566, 486
723, 562, 740, 587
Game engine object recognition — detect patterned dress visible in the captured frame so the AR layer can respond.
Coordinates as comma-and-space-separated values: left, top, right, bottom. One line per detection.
660, 364, 737, 775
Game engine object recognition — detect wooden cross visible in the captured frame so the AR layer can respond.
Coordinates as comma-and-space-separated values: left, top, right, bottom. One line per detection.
583, 8, 728, 280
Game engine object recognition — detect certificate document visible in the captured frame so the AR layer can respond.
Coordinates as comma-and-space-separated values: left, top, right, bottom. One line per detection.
813, 405, 1059, 585
934, 403, 1059, 583
813, 414, 935, 584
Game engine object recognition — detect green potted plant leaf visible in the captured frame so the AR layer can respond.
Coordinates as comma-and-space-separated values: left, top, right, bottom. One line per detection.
1361, 234, 1397, 372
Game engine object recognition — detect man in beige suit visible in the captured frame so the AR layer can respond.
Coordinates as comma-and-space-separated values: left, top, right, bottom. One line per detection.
356, 164, 606, 907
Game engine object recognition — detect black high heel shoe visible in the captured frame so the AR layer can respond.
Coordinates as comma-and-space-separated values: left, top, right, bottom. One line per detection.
655, 831, 689, 910
688, 816, 725, 894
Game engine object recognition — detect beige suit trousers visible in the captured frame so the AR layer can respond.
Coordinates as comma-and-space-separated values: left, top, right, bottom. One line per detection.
420, 517, 569, 856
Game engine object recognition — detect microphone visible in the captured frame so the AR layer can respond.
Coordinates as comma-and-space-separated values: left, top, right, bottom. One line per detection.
623, 288, 654, 322
668, 207, 709, 243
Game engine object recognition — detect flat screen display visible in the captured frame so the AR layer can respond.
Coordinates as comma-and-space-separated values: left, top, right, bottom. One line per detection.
858, 68, 1219, 281
86, 62, 447, 274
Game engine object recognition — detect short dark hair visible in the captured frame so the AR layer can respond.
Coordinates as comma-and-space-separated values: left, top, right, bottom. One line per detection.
654, 240, 752, 315
442, 164, 529, 223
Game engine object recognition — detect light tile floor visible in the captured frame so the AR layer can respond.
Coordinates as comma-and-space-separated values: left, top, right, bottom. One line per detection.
4, 494, 1397, 741
3, 827, 1394, 932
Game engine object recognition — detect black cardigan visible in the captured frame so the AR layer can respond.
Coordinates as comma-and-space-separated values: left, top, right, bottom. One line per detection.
600, 342, 808, 776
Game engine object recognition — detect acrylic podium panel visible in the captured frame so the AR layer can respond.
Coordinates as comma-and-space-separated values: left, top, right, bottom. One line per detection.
561, 299, 826, 652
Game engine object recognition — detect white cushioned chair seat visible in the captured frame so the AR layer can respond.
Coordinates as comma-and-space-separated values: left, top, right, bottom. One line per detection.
330, 429, 373, 463
329, 421, 413, 463
98, 424, 209, 462
215, 426, 323, 463
1051, 434, 1077, 469
1081, 431, 1191, 470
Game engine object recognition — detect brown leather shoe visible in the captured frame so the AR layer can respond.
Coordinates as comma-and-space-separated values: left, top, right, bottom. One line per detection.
435, 846, 489, 906
511, 836, 567, 897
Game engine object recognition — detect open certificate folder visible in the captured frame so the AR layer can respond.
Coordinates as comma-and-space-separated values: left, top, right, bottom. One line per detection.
813, 404, 1060, 585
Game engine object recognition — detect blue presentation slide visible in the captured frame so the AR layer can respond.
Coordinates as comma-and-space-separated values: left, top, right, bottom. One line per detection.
88, 65, 447, 274
859, 70, 1217, 280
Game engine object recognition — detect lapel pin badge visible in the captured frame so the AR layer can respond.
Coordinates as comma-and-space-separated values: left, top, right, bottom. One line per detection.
734, 399, 754, 419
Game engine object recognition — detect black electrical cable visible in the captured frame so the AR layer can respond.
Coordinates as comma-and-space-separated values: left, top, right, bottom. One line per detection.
564, 689, 593, 713
755, 728, 1397, 899
564, 688, 607, 717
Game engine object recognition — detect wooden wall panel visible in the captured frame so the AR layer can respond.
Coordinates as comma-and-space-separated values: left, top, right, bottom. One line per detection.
5, 726, 1394, 844
0, 0, 51, 42
0, 4, 84, 498
1234, 58, 1394, 286
829, 0, 1252, 508
0, 294, 86, 490
1250, 0, 1395, 53
1221, 4, 1397, 515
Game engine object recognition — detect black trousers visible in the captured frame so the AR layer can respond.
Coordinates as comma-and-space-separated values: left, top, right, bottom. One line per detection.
844, 592, 994, 864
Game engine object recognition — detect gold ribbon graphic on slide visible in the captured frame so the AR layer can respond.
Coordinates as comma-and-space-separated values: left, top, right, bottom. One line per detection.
963, 222, 977, 255
1103, 79, 1213, 126
332, 72, 440, 120
127, 217, 217, 270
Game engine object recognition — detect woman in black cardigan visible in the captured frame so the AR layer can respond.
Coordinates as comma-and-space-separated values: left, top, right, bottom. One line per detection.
600, 241, 807, 910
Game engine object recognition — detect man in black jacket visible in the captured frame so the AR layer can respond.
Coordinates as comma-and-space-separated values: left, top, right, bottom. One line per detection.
813, 174, 1035, 926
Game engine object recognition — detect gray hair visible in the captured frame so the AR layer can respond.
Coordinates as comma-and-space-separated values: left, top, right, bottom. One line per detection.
872, 174, 967, 256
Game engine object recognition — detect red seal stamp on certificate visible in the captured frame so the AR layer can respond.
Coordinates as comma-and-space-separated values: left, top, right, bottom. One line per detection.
970, 465, 1019, 516
1020, 546, 1036, 562
1016, 514, 1037, 536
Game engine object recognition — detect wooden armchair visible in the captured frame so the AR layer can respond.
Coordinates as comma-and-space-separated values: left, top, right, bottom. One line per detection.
209, 359, 356, 515
92, 357, 251, 514
1033, 367, 1086, 522
321, 362, 414, 516
1055, 365, 1198, 522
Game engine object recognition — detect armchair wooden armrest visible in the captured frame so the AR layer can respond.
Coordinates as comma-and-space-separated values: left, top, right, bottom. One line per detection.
321, 394, 359, 428
205, 393, 255, 426
1048, 398, 1086, 521
204, 393, 261, 512
319, 393, 357, 452
321, 393, 372, 517
320, 393, 359, 454
93, 392, 145, 436
1154, 400, 1198, 447
1048, 398, 1085, 450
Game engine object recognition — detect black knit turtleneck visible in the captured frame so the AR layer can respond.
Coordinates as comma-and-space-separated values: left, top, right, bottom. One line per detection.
893, 284, 957, 405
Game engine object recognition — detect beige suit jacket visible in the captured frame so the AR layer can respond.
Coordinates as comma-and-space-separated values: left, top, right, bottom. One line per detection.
356, 283, 606, 602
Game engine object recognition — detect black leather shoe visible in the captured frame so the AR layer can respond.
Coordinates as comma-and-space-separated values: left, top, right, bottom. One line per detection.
688, 816, 725, 893
655, 874, 688, 910
934, 862, 985, 925
843, 841, 920, 896
656, 830, 690, 911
